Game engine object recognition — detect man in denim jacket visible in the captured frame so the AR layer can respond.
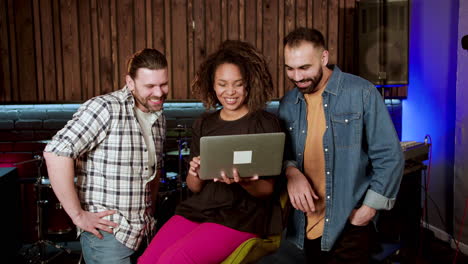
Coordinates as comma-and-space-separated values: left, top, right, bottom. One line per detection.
262, 28, 404, 263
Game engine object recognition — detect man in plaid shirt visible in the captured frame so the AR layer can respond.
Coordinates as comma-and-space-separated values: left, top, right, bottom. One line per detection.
44, 49, 168, 264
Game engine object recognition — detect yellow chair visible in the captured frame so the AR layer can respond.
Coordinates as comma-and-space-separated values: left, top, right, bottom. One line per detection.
221, 235, 281, 264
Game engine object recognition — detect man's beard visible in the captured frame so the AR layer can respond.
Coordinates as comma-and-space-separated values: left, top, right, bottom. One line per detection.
133, 91, 165, 113
293, 67, 323, 94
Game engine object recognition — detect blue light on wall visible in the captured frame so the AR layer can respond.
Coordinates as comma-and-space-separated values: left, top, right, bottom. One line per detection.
402, 0, 458, 232
402, 0, 457, 147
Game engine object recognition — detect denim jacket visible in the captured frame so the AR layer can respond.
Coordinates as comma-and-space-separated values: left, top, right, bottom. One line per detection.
279, 66, 404, 251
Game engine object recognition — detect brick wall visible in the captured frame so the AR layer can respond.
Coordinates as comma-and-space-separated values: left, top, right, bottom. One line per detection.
0, 100, 401, 167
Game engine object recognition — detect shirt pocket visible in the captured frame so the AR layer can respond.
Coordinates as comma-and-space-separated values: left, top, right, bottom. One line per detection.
331, 112, 362, 148
286, 120, 298, 155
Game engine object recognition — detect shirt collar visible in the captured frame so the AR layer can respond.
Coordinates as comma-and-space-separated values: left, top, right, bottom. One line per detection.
118, 85, 136, 107
134, 106, 162, 124
323, 65, 342, 96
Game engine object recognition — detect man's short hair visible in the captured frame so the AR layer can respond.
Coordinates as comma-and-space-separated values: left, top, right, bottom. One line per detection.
127, 49, 167, 79
283, 27, 327, 50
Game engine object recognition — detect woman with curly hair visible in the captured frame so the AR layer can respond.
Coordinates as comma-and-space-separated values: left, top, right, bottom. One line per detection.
138, 40, 283, 264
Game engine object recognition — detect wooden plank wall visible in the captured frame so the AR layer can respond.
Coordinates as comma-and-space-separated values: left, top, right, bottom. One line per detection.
0, 0, 376, 103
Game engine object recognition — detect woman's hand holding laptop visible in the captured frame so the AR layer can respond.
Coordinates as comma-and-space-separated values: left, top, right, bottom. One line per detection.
213, 168, 259, 184
188, 156, 201, 178
188, 155, 259, 184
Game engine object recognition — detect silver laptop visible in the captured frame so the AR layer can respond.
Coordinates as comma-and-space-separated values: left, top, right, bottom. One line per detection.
199, 132, 285, 180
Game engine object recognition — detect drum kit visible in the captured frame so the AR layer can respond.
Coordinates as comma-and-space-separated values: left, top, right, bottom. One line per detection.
13, 125, 192, 260
163, 124, 191, 190
156, 124, 191, 230
15, 155, 73, 263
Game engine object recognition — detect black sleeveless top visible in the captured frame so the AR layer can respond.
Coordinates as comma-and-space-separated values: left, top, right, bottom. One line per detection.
175, 110, 284, 236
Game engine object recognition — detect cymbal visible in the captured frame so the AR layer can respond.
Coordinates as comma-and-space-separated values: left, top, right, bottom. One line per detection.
39, 177, 77, 185
166, 148, 190, 156
166, 172, 178, 179
166, 130, 192, 137
173, 126, 186, 132
13, 155, 43, 165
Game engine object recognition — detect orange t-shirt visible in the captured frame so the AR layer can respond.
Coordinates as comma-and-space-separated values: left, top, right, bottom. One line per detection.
303, 88, 326, 239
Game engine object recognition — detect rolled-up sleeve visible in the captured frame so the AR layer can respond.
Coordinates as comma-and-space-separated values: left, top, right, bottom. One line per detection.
44, 98, 111, 158
362, 85, 404, 211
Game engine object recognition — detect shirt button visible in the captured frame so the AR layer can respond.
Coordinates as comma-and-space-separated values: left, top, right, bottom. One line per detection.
324, 104, 328, 107
326, 171, 330, 175
144, 149, 147, 152
326, 125, 329, 129
325, 148, 328, 152
298, 153, 302, 156
325, 218, 329, 222
302, 130, 305, 133
327, 196, 330, 199
289, 127, 293, 130
145, 167, 148, 170
345, 119, 349, 123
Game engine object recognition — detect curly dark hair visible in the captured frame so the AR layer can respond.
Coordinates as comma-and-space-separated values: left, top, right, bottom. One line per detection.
191, 40, 274, 113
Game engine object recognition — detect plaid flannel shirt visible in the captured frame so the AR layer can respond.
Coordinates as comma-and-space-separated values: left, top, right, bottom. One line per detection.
44, 87, 165, 250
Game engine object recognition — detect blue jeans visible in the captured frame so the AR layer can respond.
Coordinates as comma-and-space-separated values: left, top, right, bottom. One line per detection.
80, 231, 135, 264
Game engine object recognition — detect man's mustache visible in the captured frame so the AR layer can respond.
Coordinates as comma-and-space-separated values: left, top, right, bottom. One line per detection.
148, 96, 166, 101
295, 79, 313, 84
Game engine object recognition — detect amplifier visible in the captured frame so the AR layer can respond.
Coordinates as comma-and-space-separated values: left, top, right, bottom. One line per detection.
400, 141, 430, 161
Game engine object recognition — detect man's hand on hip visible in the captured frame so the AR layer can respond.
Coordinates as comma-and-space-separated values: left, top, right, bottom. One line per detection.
348, 205, 377, 226
73, 210, 119, 239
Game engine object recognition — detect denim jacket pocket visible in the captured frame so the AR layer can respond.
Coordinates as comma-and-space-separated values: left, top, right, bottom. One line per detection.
286, 120, 297, 146
331, 112, 362, 148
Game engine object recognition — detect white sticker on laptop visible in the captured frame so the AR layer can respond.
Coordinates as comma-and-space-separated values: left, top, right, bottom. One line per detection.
233, 151, 252, 164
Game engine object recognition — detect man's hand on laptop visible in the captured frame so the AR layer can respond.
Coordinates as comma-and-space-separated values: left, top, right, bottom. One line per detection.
214, 168, 259, 184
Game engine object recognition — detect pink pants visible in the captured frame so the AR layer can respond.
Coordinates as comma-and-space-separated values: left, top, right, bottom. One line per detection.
138, 215, 257, 264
